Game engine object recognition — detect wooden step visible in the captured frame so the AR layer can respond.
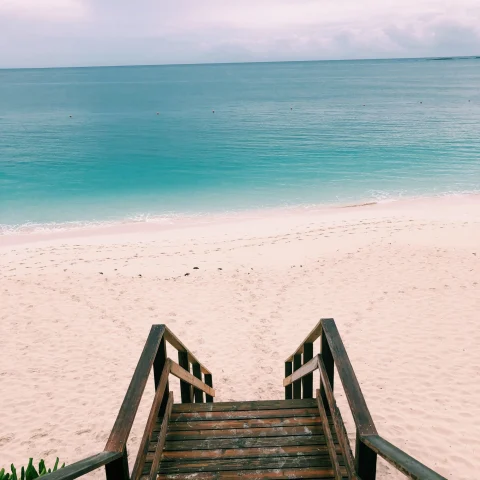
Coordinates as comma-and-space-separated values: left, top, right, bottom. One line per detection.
147, 398, 345, 480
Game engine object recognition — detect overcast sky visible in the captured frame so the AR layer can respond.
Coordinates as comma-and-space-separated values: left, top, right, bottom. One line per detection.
1, 0, 480, 68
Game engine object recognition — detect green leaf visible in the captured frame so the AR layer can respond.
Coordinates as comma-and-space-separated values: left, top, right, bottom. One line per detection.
52, 458, 59, 472
24, 459, 38, 480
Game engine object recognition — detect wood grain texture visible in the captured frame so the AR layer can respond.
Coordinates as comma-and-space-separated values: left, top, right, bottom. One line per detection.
148, 392, 174, 480
318, 356, 357, 479
164, 327, 211, 374
131, 360, 171, 480
171, 407, 319, 422
284, 354, 319, 387
320, 319, 377, 436
172, 398, 317, 412
316, 391, 343, 480
169, 360, 215, 397
285, 320, 322, 362
162, 434, 331, 451
36, 452, 122, 480
362, 435, 447, 480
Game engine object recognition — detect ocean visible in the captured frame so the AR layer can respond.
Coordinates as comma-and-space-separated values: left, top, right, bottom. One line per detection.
1, 58, 480, 233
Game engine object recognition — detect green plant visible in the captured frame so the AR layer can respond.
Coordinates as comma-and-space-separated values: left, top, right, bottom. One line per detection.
0, 458, 65, 480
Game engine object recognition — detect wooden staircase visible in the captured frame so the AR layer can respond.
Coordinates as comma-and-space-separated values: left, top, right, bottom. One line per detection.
143, 398, 345, 479
40, 319, 446, 480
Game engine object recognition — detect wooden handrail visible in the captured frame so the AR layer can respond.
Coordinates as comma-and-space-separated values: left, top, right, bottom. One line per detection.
169, 359, 216, 397
164, 327, 211, 374
105, 324, 166, 453
33, 452, 122, 480
315, 389, 343, 480
283, 354, 319, 386
317, 357, 357, 479
285, 320, 322, 362
362, 435, 446, 480
40, 324, 213, 480
321, 319, 377, 437
284, 318, 448, 480
148, 392, 174, 480
131, 360, 171, 480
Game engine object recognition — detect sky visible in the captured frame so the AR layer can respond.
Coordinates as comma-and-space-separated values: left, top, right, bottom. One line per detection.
1, 0, 480, 68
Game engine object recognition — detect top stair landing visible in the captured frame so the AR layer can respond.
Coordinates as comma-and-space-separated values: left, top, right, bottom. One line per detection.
146, 398, 346, 479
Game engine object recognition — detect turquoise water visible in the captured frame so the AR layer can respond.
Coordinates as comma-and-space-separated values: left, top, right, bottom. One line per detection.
1, 58, 480, 232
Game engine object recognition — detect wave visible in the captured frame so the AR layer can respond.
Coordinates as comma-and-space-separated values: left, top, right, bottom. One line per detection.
2, 190, 479, 237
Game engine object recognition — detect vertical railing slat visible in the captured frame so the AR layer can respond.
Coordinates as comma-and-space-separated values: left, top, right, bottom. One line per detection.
320, 333, 334, 414
178, 351, 193, 403
302, 342, 314, 398
285, 361, 293, 399
105, 447, 129, 480
293, 353, 302, 399
356, 435, 378, 480
205, 374, 214, 403
192, 363, 204, 403
153, 335, 169, 417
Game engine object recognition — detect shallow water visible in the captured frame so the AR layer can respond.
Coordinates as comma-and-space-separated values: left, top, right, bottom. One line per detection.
1, 58, 480, 232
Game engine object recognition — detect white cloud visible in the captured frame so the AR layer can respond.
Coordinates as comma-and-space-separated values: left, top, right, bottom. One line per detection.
0, 0, 88, 21
0, 0, 479, 67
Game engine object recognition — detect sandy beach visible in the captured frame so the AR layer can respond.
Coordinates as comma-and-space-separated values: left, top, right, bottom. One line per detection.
1, 195, 479, 479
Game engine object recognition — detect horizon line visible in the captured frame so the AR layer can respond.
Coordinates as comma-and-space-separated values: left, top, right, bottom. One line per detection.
1, 54, 479, 71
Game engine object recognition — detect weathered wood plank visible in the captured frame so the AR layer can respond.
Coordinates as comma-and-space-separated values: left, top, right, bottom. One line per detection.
105, 324, 166, 453
284, 355, 319, 387
166, 425, 324, 441
148, 393, 174, 480
159, 455, 343, 474
168, 416, 322, 431
316, 391, 342, 480
164, 327, 211, 374
162, 434, 331, 451
318, 357, 357, 479
172, 398, 316, 412
285, 320, 322, 362
158, 467, 347, 479
170, 407, 319, 422
169, 360, 215, 397
362, 435, 447, 480
156, 445, 342, 461
37, 452, 122, 480
131, 360, 171, 480
321, 319, 377, 436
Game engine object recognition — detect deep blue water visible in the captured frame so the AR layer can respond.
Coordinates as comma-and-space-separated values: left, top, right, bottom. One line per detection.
1, 58, 480, 231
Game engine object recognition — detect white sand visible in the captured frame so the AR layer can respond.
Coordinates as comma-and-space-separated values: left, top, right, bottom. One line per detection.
1, 196, 479, 479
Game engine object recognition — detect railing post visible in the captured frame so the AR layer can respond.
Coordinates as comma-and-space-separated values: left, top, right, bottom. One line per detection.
205, 374, 214, 403
320, 332, 334, 413
153, 335, 169, 416
285, 361, 293, 399
293, 354, 302, 399
105, 446, 129, 480
356, 434, 377, 480
302, 342, 313, 398
178, 351, 193, 403
192, 363, 204, 403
